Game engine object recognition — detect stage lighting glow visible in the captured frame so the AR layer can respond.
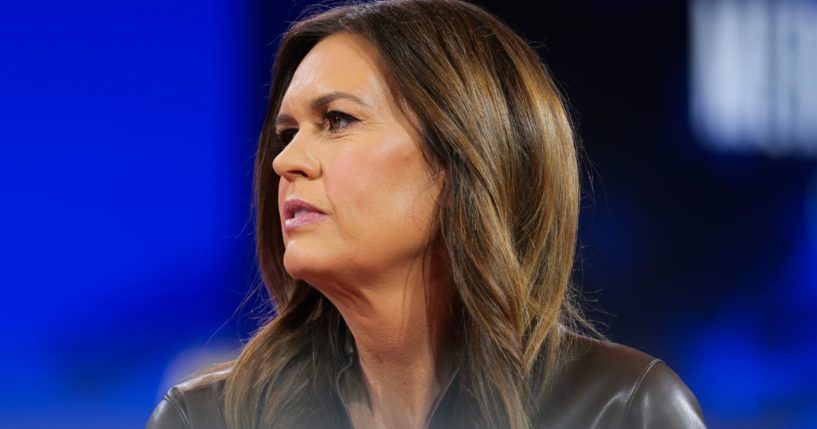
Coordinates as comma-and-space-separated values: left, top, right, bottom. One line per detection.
690, 0, 817, 156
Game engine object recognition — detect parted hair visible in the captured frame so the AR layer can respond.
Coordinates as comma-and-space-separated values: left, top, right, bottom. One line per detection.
222, 1, 595, 427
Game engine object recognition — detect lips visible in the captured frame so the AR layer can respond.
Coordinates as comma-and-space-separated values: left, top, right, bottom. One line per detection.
282, 199, 327, 232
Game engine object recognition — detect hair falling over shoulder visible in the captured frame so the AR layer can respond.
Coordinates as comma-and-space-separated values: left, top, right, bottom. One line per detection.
221, 1, 599, 428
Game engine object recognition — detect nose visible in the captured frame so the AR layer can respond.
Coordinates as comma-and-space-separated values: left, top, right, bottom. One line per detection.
272, 134, 320, 181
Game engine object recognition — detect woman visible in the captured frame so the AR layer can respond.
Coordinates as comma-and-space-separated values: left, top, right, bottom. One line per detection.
148, 1, 705, 428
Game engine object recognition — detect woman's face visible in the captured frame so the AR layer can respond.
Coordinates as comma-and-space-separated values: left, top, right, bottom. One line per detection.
272, 32, 443, 287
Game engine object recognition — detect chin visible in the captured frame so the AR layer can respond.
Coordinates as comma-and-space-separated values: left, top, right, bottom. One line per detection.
282, 248, 310, 278
282, 245, 333, 284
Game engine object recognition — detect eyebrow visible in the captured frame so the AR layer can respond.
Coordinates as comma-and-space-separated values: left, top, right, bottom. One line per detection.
275, 91, 371, 126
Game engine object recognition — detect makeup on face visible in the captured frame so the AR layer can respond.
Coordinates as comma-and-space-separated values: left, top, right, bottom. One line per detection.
282, 198, 328, 233
271, 33, 442, 284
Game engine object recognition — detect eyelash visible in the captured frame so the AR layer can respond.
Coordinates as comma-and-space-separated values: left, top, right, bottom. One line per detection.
276, 110, 359, 145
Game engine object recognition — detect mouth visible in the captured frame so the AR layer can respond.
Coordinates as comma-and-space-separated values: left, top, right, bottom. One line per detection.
282, 199, 327, 231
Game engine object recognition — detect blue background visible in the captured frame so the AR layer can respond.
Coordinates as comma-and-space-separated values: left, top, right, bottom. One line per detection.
0, 1, 814, 428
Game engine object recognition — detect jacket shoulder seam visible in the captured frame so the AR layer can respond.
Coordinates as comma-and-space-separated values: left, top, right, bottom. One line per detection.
163, 388, 193, 429
623, 358, 663, 420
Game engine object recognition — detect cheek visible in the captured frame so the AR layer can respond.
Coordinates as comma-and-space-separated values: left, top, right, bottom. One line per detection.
325, 151, 379, 216
326, 142, 438, 236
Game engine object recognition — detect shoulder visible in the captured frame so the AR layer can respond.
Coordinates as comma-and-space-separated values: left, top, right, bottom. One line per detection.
535, 334, 706, 428
146, 367, 231, 429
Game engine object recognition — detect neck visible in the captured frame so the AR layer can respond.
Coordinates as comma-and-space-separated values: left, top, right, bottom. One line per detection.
318, 252, 455, 429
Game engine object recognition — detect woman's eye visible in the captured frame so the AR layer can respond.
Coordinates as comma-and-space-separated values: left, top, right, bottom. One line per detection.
324, 111, 358, 132
276, 128, 298, 145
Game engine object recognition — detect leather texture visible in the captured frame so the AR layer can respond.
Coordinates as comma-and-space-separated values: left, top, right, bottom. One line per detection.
146, 335, 705, 428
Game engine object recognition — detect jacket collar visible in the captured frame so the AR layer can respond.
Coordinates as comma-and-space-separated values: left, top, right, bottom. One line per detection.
333, 341, 463, 429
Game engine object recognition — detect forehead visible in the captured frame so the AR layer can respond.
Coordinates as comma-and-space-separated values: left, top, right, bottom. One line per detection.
282, 32, 390, 109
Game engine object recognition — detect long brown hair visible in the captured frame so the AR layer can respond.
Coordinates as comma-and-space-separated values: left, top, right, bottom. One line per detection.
223, 1, 595, 427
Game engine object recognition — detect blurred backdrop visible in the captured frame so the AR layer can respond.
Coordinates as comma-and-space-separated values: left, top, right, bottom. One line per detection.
0, 0, 814, 428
